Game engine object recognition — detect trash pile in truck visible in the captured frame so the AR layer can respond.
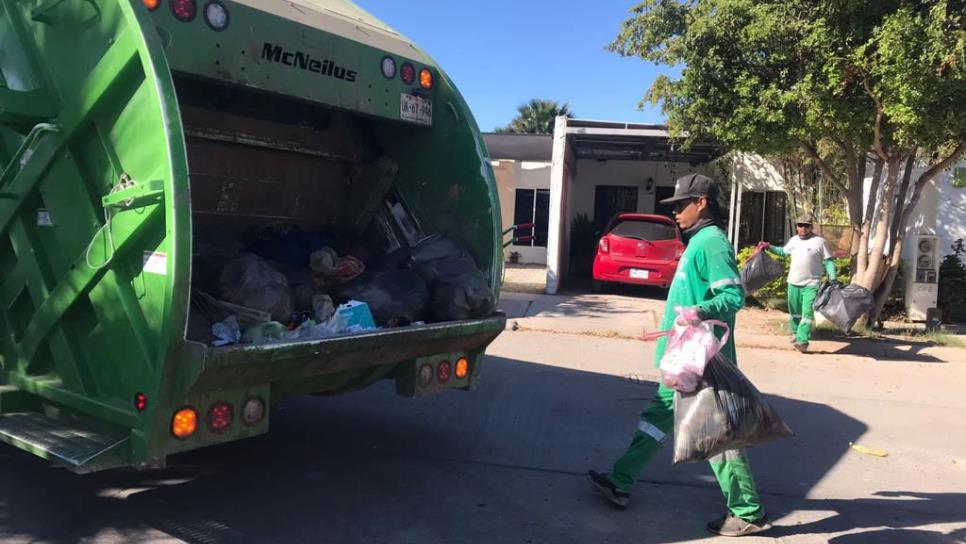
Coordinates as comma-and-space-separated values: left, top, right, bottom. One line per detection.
187, 188, 496, 347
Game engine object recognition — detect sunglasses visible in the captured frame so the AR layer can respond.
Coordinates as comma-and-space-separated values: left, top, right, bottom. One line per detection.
796, 223, 813, 228
672, 198, 699, 213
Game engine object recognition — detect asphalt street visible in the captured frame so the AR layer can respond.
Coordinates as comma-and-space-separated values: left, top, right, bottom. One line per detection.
1, 326, 964, 543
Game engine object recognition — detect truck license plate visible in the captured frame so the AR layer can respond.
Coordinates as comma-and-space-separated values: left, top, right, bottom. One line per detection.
400, 94, 432, 125
630, 269, 649, 279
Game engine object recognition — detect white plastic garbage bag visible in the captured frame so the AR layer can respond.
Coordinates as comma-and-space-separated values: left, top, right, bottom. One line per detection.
644, 308, 730, 393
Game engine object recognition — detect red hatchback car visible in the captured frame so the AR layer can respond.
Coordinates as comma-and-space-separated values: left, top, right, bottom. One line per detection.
592, 213, 684, 290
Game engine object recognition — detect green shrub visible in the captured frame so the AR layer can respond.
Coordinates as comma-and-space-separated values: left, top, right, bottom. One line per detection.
736, 246, 851, 309
938, 239, 966, 322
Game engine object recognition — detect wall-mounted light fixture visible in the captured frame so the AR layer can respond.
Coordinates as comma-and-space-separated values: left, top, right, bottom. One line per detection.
644, 177, 655, 193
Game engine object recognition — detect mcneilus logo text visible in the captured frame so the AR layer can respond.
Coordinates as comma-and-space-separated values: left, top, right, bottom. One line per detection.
261, 42, 357, 82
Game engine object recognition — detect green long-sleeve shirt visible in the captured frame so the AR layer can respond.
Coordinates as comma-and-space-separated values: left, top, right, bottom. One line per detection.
655, 225, 743, 367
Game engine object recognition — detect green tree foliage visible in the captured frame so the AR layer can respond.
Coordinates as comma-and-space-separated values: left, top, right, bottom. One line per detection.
612, 0, 966, 324
497, 99, 574, 134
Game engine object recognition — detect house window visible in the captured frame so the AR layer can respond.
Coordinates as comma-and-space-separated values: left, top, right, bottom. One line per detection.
738, 191, 788, 247
513, 188, 550, 247
594, 185, 640, 231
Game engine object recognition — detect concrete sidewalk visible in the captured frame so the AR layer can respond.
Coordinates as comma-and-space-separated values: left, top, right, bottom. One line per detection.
499, 291, 965, 363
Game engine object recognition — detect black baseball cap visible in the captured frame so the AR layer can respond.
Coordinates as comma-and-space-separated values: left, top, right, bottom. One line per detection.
660, 173, 720, 205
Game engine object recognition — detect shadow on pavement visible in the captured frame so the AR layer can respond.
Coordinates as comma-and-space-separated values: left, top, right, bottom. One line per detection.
827, 340, 946, 363
0, 356, 955, 543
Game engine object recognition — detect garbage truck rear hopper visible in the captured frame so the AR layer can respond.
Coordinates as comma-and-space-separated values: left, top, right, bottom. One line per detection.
0, 0, 505, 472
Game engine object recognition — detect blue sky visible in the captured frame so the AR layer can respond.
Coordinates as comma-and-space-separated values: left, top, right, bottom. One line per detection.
355, 0, 675, 132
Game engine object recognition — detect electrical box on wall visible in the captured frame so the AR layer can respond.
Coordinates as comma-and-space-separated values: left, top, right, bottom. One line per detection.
904, 235, 939, 321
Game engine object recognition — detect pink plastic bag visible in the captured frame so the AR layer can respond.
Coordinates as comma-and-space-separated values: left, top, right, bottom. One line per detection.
642, 307, 730, 393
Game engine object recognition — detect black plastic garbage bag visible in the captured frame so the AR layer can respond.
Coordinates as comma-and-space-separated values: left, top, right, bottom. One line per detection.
812, 281, 873, 333
410, 235, 468, 265
740, 250, 785, 295
673, 354, 793, 464
415, 256, 496, 322
335, 269, 429, 326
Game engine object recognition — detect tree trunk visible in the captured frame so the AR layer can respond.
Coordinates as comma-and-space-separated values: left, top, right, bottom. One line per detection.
889, 152, 917, 246
864, 142, 966, 324
855, 159, 884, 279
858, 157, 901, 290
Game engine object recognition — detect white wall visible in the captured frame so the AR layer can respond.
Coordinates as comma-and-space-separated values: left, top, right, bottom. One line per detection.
732, 152, 786, 192
569, 159, 712, 223
901, 163, 966, 262
491, 159, 552, 265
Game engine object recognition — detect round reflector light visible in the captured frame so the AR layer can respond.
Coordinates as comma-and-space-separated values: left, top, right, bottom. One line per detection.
203, 1, 229, 30
207, 402, 233, 433
400, 63, 415, 85
134, 392, 148, 411
455, 357, 469, 379
170, 0, 196, 22
381, 56, 397, 79
171, 408, 198, 439
242, 397, 265, 426
143, 0, 160, 11
437, 360, 451, 383
418, 363, 433, 386
419, 68, 433, 90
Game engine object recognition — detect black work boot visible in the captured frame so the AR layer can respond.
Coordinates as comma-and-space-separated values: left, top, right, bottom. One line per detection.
586, 470, 630, 509
706, 512, 772, 537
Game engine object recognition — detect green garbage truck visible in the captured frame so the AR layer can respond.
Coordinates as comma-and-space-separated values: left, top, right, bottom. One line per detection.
0, 0, 505, 472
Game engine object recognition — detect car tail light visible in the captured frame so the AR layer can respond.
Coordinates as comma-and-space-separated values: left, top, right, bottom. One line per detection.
206, 402, 233, 433
242, 397, 265, 426
437, 360, 451, 383
171, 408, 198, 439
418, 363, 433, 386
599, 237, 609, 254
675, 243, 685, 259
171, 0, 196, 21
455, 357, 469, 379
419, 68, 433, 90
400, 63, 416, 85
143, 0, 160, 10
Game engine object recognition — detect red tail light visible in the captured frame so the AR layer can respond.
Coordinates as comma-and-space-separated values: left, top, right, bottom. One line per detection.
437, 360, 452, 383
599, 237, 609, 254
675, 243, 684, 259
206, 402, 233, 433
171, 0, 196, 21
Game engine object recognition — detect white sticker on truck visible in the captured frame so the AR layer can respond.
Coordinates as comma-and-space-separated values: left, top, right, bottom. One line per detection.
37, 209, 54, 227
143, 251, 167, 275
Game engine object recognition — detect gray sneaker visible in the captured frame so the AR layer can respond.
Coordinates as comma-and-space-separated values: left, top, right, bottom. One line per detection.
706, 513, 772, 537
793, 341, 809, 353
586, 470, 630, 509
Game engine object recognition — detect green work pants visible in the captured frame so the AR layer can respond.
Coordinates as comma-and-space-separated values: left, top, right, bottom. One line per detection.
787, 284, 819, 344
607, 383, 764, 521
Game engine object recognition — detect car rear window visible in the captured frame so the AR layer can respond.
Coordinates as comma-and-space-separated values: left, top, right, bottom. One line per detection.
609, 219, 677, 240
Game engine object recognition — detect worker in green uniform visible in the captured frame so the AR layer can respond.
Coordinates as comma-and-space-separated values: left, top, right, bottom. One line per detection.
758, 214, 837, 353
587, 174, 771, 537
